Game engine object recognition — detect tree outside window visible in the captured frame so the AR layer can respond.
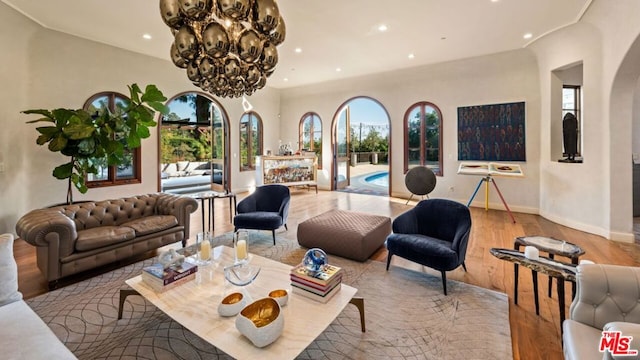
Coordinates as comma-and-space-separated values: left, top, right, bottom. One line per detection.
240, 112, 263, 171
83, 92, 141, 186
299, 112, 322, 169
404, 102, 443, 175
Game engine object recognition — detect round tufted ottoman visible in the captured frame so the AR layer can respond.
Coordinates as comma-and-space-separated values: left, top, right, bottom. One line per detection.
297, 210, 391, 262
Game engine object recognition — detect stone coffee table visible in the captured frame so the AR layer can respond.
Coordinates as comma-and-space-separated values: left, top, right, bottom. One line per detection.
118, 246, 365, 359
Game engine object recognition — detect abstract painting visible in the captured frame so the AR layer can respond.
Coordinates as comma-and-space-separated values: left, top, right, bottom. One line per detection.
457, 101, 526, 161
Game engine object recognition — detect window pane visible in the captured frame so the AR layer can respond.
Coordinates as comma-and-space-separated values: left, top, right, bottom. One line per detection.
88, 157, 109, 181
407, 107, 421, 166
239, 112, 262, 171
562, 88, 576, 110
405, 102, 442, 175
116, 149, 136, 180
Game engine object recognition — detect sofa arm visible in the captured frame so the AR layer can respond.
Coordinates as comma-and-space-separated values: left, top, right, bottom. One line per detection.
603, 322, 640, 360
154, 193, 198, 236
15, 208, 77, 252
570, 264, 640, 330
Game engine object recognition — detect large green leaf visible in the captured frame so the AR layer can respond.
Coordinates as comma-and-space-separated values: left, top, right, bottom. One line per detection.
48, 135, 68, 152
53, 162, 73, 179
136, 125, 150, 139
128, 83, 142, 103
147, 101, 169, 115
22, 109, 54, 119
141, 84, 167, 103
128, 131, 142, 148
51, 109, 76, 128
63, 122, 95, 139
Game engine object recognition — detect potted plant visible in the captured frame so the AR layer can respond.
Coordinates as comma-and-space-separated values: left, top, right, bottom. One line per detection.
23, 84, 169, 204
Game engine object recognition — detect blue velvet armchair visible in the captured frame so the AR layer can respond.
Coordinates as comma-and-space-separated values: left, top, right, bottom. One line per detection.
233, 185, 291, 245
386, 199, 472, 295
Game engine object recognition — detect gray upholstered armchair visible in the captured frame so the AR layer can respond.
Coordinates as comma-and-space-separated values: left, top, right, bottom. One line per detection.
233, 184, 290, 245
564, 264, 640, 360
385, 198, 472, 295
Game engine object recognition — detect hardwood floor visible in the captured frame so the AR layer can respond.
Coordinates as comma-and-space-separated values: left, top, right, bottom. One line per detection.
13, 189, 640, 360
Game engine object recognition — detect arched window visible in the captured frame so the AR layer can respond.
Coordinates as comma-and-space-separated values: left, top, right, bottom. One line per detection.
83, 92, 140, 187
240, 111, 263, 171
299, 112, 322, 169
404, 102, 443, 176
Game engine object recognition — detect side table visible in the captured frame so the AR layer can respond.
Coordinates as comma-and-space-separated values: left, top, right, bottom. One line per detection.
514, 236, 584, 315
188, 191, 237, 234
490, 248, 577, 334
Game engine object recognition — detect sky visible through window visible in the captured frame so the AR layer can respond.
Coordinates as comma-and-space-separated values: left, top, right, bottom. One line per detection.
346, 98, 389, 137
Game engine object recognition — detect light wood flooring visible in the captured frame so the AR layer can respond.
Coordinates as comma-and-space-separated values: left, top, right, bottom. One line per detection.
13, 189, 640, 360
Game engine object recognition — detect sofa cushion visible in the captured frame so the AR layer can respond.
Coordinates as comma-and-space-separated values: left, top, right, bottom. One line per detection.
0, 300, 76, 359
234, 212, 283, 230
75, 226, 136, 252
122, 215, 178, 236
0, 233, 22, 307
562, 319, 603, 360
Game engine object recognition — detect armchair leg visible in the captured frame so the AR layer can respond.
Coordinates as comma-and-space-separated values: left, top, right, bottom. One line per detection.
441, 271, 448, 296
386, 252, 393, 270
462, 262, 467, 272
284, 224, 288, 231
272, 230, 276, 245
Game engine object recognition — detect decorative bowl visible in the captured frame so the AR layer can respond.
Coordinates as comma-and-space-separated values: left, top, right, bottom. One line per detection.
235, 297, 284, 348
224, 263, 261, 286
217, 292, 246, 317
268, 289, 289, 307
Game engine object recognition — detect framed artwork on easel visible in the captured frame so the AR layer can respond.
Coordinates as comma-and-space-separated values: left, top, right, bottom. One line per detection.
457, 101, 526, 161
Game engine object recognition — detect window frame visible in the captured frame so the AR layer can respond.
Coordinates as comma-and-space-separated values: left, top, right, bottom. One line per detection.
403, 101, 443, 176
562, 85, 582, 157
239, 111, 263, 171
298, 112, 323, 169
83, 91, 142, 188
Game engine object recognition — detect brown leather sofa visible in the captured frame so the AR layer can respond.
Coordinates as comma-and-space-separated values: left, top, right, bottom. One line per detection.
15, 193, 198, 288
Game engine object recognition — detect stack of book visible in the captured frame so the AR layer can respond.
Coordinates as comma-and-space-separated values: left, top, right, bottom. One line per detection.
290, 264, 343, 303
141, 261, 198, 292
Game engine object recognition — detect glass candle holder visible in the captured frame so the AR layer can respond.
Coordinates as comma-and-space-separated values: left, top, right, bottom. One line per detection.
234, 230, 249, 264
196, 232, 212, 265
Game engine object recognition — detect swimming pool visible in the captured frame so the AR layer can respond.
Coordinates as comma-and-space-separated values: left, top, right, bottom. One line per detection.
364, 172, 389, 187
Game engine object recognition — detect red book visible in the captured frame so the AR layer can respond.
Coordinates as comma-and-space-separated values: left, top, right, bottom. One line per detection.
290, 273, 343, 292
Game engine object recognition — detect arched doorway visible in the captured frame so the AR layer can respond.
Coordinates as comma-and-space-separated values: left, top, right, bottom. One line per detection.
331, 97, 392, 196
159, 91, 230, 194
609, 33, 640, 241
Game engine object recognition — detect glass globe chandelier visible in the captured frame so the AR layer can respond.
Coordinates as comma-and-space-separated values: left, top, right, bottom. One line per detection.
160, 0, 286, 98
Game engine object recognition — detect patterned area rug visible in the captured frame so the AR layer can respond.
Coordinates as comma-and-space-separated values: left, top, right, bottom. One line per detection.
26, 232, 512, 359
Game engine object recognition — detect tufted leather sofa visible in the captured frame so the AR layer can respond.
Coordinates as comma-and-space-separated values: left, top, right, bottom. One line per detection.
15, 193, 198, 288
563, 264, 640, 360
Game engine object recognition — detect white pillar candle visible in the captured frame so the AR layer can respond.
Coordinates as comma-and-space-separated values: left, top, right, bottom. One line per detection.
236, 239, 248, 261
200, 240, 211, 261
524, 246, 539, 260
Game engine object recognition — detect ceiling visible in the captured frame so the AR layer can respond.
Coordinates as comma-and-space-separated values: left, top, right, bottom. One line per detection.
2, 0, 591, 90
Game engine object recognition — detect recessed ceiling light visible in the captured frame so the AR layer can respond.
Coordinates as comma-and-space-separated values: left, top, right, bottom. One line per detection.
294, 47, 302, 53
336, 67, 342, 72
523, 33, 533, 39
284, 78, 289, 82
142, 34, 152, 40
491, 0, 499, 3
408, 53, 415, 59
378, 24, 388, 32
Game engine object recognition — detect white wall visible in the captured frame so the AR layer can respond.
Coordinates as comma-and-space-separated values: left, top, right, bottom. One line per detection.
280, 49, 541, 213
0, 3, 281, 234
634, 78, 640, 157
529, 0, 640, 241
